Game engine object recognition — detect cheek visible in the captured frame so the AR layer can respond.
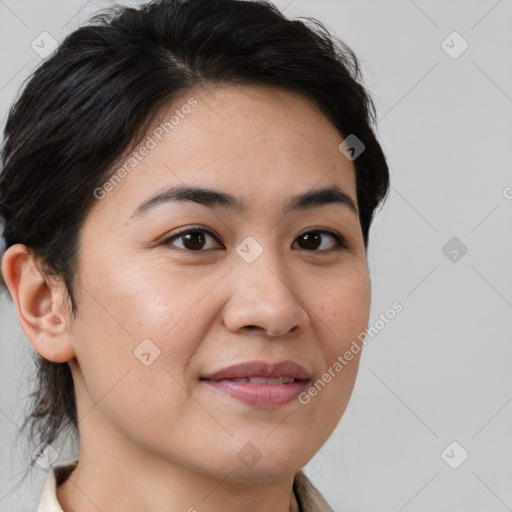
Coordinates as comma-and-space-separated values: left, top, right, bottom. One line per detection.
70, 279, 209, 446
314, 266, 371, 356
70, 254, 204, 402
304, 266, 369, 417
77, 247, 216, 345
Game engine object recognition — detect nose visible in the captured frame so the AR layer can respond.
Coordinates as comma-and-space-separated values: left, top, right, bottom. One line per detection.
222, 251, 310, 338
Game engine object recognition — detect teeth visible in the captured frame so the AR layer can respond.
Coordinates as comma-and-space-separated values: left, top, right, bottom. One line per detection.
220, 377, 296, 385
259, 377, 296, 385
249, 377, 268, 385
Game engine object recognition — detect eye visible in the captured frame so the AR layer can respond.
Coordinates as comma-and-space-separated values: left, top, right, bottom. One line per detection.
162, 227, 222, 251
292, 230, 348, 252
162, 227, 348, 253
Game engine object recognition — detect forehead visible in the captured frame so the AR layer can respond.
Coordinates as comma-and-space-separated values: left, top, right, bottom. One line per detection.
91, 83, 358, 219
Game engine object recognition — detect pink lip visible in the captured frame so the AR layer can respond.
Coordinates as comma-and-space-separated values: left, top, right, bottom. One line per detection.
202, 360, 310, 381
201, 360, 310, 408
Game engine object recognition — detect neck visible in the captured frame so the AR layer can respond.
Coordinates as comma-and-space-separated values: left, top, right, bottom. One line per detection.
56, 422, 299, 512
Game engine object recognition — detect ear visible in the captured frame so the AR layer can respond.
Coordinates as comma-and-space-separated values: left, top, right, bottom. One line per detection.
1, 244, 76, 363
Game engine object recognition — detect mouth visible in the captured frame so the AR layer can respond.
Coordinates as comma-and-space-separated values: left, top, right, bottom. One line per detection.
201, 360, 310, 408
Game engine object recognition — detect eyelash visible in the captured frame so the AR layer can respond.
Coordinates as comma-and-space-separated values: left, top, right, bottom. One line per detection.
161, 226, 348, 253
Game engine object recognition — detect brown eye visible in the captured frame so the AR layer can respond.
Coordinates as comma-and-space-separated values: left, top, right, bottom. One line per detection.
293, 230, 347, 252
163, 228, 222, 251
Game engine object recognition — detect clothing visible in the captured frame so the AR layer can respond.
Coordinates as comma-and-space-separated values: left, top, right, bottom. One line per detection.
37, 459, 334, 512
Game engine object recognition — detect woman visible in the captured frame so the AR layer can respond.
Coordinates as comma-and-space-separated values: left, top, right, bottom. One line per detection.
0, 0, 389, 510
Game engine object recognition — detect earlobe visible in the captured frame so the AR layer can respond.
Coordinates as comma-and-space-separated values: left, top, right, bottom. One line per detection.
1, 243, 76, 363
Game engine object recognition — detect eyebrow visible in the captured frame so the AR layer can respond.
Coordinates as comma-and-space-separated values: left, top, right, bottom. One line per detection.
130, 183, 358, 218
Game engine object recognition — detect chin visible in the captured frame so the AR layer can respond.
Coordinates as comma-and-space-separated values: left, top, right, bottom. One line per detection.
226, 460, 307, 485
208, 436, 315, 484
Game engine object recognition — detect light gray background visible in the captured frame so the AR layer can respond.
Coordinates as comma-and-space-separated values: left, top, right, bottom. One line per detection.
1, 1, 511, 511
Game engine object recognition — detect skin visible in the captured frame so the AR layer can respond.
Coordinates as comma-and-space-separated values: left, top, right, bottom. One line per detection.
2, 83, 371, 512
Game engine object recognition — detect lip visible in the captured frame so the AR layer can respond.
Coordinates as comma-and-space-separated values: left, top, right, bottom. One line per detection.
202, 360, 310, 381
201, 360, 310, 408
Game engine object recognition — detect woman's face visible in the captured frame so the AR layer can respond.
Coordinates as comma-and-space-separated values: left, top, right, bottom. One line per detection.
69, 83, 370, 481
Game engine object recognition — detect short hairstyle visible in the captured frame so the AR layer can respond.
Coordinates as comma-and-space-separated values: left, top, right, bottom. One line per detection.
0, 0, 389, 469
